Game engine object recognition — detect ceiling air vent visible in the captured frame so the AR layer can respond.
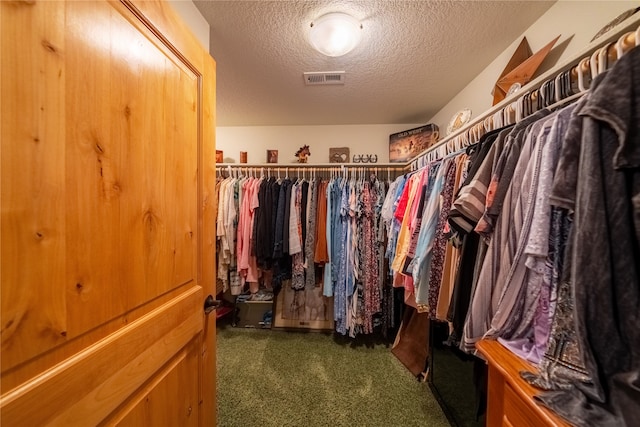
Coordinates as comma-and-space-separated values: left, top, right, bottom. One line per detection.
303, 71, 346, 85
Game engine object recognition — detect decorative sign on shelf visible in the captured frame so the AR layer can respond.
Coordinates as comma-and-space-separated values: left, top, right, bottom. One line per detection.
591, 7, 640, 42
329, 147, 350, 163
352, 154, 378, 163
447, 108, 472, 135
267, 149, 278, 164
389, 124, 439, 163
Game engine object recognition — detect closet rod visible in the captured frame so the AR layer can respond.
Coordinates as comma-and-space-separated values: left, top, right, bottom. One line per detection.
408, 13, 640, 170
217, 162, 404, 168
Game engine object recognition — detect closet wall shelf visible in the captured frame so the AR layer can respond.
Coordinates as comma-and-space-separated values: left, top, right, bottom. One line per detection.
216, 162, 406, 168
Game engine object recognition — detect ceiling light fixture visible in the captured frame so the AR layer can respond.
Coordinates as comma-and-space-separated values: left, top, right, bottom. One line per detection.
309, 12, 362, 57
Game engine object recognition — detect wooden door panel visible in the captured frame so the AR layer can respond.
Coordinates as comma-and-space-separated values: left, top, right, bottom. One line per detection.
65, 0, 199, 339
0, 288, 201, 426
1, 0, 216, 424
65, 0, 127, 340
0, 0, 203, 370
1, 0, 68, 372
106, 339, 200, 427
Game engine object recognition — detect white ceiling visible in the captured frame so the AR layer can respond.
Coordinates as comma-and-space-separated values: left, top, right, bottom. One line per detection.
193, 0, 555, 127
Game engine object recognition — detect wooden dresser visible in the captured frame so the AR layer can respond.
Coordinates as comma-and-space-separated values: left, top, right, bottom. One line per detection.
476, 340, 572, 427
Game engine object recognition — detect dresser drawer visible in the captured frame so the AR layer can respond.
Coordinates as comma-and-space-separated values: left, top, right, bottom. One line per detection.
504, 382, 545, 427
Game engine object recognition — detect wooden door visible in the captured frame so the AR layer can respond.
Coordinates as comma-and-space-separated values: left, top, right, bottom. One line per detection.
0, 1, 217, 425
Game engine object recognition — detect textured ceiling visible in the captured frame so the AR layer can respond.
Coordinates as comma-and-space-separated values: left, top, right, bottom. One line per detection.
193, 0, 555, 126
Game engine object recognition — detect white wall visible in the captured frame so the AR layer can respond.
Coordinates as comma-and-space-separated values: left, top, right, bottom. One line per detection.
427, 0, 639, 132
168, 0, 210, 51
216, 124, 422, 164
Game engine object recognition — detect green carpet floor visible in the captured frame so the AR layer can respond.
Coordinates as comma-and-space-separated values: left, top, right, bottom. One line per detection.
216, 325, 450, 427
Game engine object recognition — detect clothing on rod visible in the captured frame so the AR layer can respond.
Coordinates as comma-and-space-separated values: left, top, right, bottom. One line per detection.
215, 170, 396, 337
397, 46, 640, 427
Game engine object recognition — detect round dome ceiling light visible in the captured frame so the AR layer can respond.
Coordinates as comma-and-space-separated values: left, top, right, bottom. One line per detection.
309, 12, 363, 57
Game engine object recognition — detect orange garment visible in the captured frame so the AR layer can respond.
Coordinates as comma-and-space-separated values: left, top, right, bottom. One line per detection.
314, 180, 329, 264
436, 242, 459, 319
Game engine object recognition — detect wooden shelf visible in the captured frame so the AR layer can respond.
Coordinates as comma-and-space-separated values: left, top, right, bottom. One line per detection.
216, 162, 405, 168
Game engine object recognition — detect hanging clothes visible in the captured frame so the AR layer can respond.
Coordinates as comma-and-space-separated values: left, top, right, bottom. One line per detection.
406, 47, 640, 427
435, 153, 469, 321
531, 48, 640, 427
215, 169, 398, 337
